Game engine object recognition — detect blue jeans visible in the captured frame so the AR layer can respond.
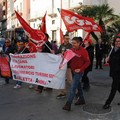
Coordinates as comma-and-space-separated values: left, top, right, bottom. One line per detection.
67, 72, 84, 104
16, 81, 22, 85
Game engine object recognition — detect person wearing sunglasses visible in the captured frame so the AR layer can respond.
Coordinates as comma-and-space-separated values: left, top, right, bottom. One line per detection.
2, 38, 16, 84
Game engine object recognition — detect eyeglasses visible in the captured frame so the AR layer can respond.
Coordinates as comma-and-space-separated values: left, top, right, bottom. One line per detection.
5, 42, 10, 43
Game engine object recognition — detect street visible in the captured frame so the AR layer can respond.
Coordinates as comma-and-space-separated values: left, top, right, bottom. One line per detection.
0, 65, 120, 120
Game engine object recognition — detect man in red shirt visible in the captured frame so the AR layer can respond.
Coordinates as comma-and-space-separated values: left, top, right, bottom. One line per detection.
63, 37, 90, 111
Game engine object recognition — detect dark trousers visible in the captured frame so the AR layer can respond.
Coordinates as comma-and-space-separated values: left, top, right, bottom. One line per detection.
37, 85, 44, 90
105, 76, 120, 105
95, 56, 103, 69
82, 71, 90, 89
5, 77, 9, 84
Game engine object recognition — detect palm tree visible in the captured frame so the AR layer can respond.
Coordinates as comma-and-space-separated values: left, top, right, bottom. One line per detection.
75, 4, 118, 43
107, 18, 120, 40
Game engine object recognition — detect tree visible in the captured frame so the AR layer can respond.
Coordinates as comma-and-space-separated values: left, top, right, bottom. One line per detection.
107, 17, 120, 40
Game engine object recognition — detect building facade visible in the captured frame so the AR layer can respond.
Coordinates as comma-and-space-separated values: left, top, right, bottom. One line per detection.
0, 0, 7, 36
0, 0, 119, 43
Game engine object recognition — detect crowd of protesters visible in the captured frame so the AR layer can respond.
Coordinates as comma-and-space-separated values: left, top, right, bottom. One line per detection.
0, 32, 120, 111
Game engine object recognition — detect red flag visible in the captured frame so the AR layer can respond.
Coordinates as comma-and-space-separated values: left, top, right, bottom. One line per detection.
41, 12, 47, 33
32, 29, 47, 43
60, 28, 64, 44
0, 56, 11, 77
83, 33, 93, 44
36, 40, 44, 52
59, 8, 102, 32
59, 49, 76, 69
26, 41, 37, 53
15, 11, 46, 43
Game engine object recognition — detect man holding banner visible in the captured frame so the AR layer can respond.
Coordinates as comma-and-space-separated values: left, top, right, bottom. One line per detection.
35, 33, 53, 93
14, 40, 30, 89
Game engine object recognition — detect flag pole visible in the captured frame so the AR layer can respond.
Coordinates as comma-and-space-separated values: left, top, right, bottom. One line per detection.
60, 0, 62, 44
83, 32, 90, 41
80, 32, 90, 46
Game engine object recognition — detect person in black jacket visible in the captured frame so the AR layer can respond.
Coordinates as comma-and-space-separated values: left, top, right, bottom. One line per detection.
82, 40, 94, 91
2, 38, 16, 84
36, 33, 53, 93
103, 35, 120, 109
95, 40, 104, 69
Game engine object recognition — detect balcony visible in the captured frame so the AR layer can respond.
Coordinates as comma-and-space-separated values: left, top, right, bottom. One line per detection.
48, 13, 57, 18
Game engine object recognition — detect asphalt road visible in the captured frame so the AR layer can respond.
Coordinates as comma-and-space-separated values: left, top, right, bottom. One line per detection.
0, 65, 120, 120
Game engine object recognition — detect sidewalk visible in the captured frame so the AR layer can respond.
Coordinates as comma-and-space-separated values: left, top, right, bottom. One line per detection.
0, 66, 120, 120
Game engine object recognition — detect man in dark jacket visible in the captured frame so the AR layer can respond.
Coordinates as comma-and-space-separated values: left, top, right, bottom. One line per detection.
82, 40, 94, 91
103, 35, 120, 109
2, 38, 16, 84
36, 33, 53, 93
95, 40, 104, 69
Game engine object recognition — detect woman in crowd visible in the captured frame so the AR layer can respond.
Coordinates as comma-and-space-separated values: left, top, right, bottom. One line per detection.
103, 34, 120, 109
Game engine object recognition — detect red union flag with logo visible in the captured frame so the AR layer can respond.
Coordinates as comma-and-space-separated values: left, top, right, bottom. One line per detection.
59, 8, 102, 32
15, 11, 47, 43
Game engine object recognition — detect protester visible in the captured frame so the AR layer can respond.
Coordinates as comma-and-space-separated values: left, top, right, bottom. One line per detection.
51, 40, 58, 54
103, 34, 120, 109
2, 38, 16, 84
82, 39, 94, 91
103, 41, 111, 64
14, 41, 30, 89
95, 40, 104, 69
62, 37, 90, 111
56, 34, 72, 99
36, 33, 53, 93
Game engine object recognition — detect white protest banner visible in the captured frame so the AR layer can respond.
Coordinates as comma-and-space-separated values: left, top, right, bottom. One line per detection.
10, 53, 67, 89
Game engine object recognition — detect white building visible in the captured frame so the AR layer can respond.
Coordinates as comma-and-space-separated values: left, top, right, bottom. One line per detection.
7, 0, 14, 29
108, 0, 120, 15
6, 0, 120, 43
29, 0, 109, 43
13, 0, 30, 28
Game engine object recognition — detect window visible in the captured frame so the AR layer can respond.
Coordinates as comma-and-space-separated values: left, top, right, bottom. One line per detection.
20, 2, 22, 12
52, 20, 55, 24
3, 2, 5, 6
3, 10, 6, 15
33, 23, 35, 28
52, 30, 56, 41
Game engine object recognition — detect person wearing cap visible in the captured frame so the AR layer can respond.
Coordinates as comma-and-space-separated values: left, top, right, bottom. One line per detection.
103, 34, 120, 109
82, 39, 94, 91
14, 41, 30, 89
62, 37, 90, 111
